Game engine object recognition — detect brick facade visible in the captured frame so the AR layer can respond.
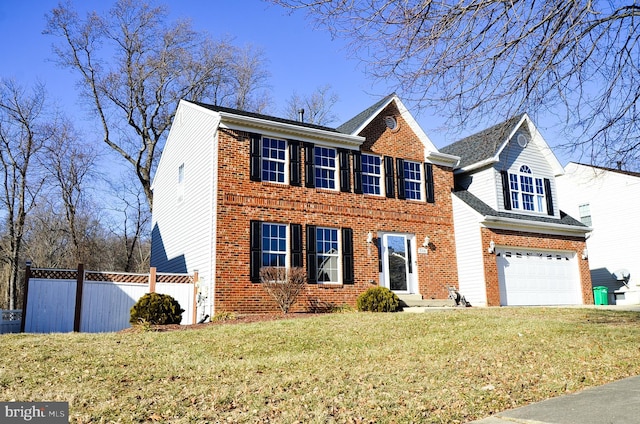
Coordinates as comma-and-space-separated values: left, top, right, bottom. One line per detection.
213, 109, 459, 313
480, 228, 593, 306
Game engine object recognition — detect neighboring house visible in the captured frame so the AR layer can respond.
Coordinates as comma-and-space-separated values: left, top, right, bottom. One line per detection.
151, 94, 461, 315
556, 162, 640, 305
440, 114, 593, 307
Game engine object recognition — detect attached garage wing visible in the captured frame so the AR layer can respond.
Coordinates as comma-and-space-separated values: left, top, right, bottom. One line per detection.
497, 248, 582, 306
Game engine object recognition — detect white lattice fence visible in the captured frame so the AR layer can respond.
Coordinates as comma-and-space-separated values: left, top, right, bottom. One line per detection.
1, 310, 22, 334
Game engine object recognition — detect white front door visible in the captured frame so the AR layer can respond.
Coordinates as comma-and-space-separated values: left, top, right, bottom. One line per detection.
380, 233, 417, 294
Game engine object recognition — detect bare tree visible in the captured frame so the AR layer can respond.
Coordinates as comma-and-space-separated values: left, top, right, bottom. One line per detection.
39, 119, 97, 265
108, 178, 151, 272
0, 80, 51, 309
45, 0, 271, 209
271, 1, 640, 170
284, 84, 339, 126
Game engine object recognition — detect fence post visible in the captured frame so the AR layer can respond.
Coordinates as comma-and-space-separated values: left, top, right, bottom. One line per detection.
19, 261, 32, 333
149, 267, 157, 293
73, 264, 85, 332
192, 270, 199, 324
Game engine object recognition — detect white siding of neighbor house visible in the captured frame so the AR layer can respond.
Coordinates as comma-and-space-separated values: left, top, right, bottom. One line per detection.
557, 163, 640, 296
494, 132, 560, 219
451, 194, 488, 307
151, 101, 219, 317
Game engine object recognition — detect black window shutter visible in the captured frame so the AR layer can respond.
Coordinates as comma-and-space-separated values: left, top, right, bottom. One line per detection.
249, 133, 262, 182
306, 225, 317, 283
304, 143, 315, 188
425, 163, 435, 203
377, 236, 383, 273
500, 170, 512, 210
289, 141, 301, 187
338, 149, 351, 193
406, 238, 412, 274
544, 178, 554, 216
384, 156, 395, 198
342, 228, 354, 284
396, 158, 406, 200
290, 223, 302, 267
352, 151, 363, 194
250, 220, 262, 283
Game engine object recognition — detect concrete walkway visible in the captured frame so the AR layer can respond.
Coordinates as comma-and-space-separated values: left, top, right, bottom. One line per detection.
469, 375, 640, 424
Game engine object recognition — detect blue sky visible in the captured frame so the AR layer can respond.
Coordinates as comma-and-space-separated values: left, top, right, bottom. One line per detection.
0, 0, 574, 160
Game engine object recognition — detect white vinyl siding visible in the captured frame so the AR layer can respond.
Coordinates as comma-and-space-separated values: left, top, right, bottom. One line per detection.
151, 101, 218, 317
557, 163, 640, 298
451, 194, 488, 306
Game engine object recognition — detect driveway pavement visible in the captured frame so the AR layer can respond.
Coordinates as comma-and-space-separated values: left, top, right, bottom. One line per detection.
469, 374, 640, 424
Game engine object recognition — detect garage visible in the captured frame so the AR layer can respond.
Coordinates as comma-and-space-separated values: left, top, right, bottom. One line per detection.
496, 248, 582, 306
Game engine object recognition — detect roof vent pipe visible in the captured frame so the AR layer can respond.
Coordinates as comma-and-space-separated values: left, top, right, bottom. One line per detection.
298, 109, 305, 122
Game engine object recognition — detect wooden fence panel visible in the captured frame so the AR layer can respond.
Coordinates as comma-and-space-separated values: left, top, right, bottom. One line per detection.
80, 282, 149, 333
24, 278, 76, 333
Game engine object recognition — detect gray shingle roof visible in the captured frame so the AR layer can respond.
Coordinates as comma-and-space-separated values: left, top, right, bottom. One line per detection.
440, 114, 525, 169
453, 189, 586, 228
336, 94, 396, 135
189, 101, 341, 133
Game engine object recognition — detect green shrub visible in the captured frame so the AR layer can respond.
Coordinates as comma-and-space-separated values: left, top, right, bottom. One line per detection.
356, 287, 402, 312
130, 292, 184, 325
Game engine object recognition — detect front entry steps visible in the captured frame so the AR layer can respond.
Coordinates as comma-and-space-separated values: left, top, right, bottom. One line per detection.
397, 294, 456, 310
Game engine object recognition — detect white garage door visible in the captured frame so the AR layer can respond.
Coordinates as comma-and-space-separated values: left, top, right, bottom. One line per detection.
497, 248, 582, 306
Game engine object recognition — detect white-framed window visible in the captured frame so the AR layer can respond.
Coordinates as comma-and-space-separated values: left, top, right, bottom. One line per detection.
403, 160, 422, 200
509, 165, 546, 213
316, 227, 340, 284
261, 137, 287, 183
362, 154, 382, 195
177, 163, 185, 202
261, 223, 288, 268
314, 146, 337, 190
579, 203, 592, 226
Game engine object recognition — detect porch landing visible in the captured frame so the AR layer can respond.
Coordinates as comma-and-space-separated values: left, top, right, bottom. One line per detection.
398, 294, 456, 310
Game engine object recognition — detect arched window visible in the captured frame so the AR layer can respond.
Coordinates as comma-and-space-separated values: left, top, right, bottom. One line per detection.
508, 165, 546, 212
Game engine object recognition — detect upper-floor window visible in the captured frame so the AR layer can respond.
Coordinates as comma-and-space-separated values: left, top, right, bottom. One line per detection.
314, 146, 337, 190
403, 160, 423, 201
362, 154, 382, 195
579, 203, 592, 226
177, 163, 184, 202
261, 137, 287, 183
509, 165, 546, 213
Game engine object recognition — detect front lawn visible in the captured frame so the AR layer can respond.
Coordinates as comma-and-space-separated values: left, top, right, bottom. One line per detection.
1, 308, 639, 423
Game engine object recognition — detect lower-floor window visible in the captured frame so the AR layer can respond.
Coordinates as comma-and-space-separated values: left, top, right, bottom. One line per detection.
261, 223, 287, 267
316, 227, 340, 283
250, 220, 353, 284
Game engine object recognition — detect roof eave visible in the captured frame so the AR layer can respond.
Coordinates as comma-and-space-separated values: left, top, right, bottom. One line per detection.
427, 151, 460, 168
218, 111, 364, 147
454, 157, 499, 174
482, 215, 592, 237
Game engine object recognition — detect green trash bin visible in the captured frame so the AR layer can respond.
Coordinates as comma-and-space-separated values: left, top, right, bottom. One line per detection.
593, 286, 609, 305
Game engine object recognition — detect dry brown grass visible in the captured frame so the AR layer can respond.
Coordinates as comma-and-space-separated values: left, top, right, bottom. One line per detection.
1, 307, 639, 423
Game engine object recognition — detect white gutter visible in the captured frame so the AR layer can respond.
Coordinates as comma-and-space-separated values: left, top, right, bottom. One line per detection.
482, 215, 592, 237
427, 151, 460, 168
218, 111, 365, 147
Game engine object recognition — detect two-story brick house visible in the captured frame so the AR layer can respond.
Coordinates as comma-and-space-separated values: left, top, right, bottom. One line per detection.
151, 94, 461, 316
